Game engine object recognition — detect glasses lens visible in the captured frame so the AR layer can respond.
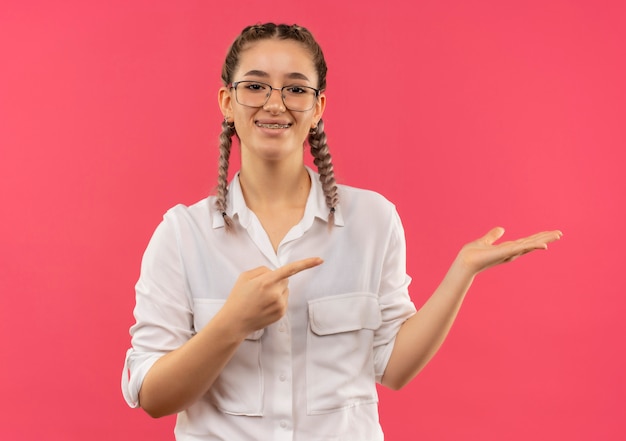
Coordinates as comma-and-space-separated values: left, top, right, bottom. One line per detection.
235, 81, 269, 108
235, 81, 317, 111
282, 85, 317, 111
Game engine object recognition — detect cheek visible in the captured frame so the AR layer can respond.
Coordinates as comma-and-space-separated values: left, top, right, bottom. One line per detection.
295, 121, 313, 140
296, 112, 315, 127
233, 109, 255, 125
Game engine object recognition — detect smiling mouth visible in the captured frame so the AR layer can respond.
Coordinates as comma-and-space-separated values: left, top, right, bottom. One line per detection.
255, 122, 292, 129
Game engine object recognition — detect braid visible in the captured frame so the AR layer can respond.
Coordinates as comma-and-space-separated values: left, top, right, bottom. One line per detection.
218, 23, 332, 231
215, 120, 235, 231
308, 119, 339, 225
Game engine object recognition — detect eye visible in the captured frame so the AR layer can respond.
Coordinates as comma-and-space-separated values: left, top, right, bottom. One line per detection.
284, 85, 308, 94
244, 82, 268, 92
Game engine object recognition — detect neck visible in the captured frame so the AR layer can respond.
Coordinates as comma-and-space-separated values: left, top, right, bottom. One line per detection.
239, 161, 311, 210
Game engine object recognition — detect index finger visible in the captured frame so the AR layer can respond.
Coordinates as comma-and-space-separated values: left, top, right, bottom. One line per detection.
267, 257, 324, 283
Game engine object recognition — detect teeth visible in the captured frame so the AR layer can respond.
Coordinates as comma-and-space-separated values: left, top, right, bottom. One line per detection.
256, 123, 290, 129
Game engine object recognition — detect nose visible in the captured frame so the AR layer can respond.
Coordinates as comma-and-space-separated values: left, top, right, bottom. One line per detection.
263, 87, 286, 113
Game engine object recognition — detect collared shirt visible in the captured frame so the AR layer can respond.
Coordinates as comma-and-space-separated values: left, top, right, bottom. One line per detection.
122, 167, 416, 441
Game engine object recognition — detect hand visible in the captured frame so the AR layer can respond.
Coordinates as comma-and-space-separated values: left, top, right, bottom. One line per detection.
222, 257, 324, 337
455, 227, 563, 276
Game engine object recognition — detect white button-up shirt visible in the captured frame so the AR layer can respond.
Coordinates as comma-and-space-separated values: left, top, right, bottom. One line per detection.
122, 167, 416, 440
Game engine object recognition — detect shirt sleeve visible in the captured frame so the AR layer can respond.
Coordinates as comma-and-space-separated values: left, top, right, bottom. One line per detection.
121, 210, 194, 407
373, 208, 417, 383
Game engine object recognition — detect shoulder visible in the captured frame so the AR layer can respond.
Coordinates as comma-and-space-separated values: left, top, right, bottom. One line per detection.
160, 197, 215, 231
336, 183, 399, 226
337, 183, 396, 212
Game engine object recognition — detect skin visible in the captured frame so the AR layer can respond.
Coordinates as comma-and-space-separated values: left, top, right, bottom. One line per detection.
218, 38, 326, 251
139, 39, 327, 418
139, 257, 323, 417
381, 227, 562, 390
137, 38, 562, 417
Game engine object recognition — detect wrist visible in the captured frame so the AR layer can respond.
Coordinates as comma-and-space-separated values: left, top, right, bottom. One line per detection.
449, 253, 479, 282
210, 307, 250, 343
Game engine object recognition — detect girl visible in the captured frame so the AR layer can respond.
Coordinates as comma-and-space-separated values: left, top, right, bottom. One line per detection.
122, 23, 561, 440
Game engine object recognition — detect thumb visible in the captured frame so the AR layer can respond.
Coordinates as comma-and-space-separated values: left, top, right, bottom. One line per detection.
483, 227, 505, 245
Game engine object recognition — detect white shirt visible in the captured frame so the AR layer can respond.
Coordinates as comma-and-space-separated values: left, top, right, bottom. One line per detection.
122, 167, 416, 441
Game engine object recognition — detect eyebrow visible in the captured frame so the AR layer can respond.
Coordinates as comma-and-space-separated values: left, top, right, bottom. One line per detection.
242, 70, 311, 82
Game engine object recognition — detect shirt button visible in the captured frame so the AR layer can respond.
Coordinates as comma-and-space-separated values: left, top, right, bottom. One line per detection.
278, 323, 286, 332
279, 373, 287, 382
280, 420, 288, 429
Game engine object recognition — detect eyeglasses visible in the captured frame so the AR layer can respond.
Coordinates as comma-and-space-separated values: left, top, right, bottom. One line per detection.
229, 81, 320, 112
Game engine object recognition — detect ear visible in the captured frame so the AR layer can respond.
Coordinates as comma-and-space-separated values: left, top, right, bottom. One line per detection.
218, 86, 233, 117
312, 92, 326, 125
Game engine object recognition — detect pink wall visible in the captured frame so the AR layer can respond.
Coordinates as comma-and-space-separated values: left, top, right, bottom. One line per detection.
1, 1, 624, 439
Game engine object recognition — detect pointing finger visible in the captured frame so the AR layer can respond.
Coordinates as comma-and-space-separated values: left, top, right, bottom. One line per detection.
267, 257, 324, 284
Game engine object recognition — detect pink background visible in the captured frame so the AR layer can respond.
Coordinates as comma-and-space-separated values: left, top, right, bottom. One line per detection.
1, 0, 624, 439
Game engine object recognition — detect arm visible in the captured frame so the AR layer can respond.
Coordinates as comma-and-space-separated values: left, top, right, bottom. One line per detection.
381, 227, 562, 390
138, 258, 323, 418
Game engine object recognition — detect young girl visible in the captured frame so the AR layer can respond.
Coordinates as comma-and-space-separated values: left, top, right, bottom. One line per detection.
122, 23, 561, 440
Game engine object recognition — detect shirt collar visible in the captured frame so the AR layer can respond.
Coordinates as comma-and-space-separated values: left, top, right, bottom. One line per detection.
212, 166, 344, 229
304, 166, 344, 227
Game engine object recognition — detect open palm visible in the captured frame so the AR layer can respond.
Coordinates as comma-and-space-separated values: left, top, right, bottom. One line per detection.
458, 227, 563, 275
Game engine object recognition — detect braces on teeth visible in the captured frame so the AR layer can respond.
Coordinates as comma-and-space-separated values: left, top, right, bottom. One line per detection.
257, 123, 290, 129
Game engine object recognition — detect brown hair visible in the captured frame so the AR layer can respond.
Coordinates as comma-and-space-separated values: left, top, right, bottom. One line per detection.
216, 23, 338, 230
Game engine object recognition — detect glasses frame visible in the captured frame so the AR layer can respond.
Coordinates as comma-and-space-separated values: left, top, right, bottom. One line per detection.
229, 80, 321, 112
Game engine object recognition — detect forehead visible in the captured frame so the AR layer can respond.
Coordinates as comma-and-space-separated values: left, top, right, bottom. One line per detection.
235, 38, 317, 83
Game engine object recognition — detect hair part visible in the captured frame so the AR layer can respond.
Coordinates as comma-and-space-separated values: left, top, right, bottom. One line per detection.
221, 23, 327, 91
